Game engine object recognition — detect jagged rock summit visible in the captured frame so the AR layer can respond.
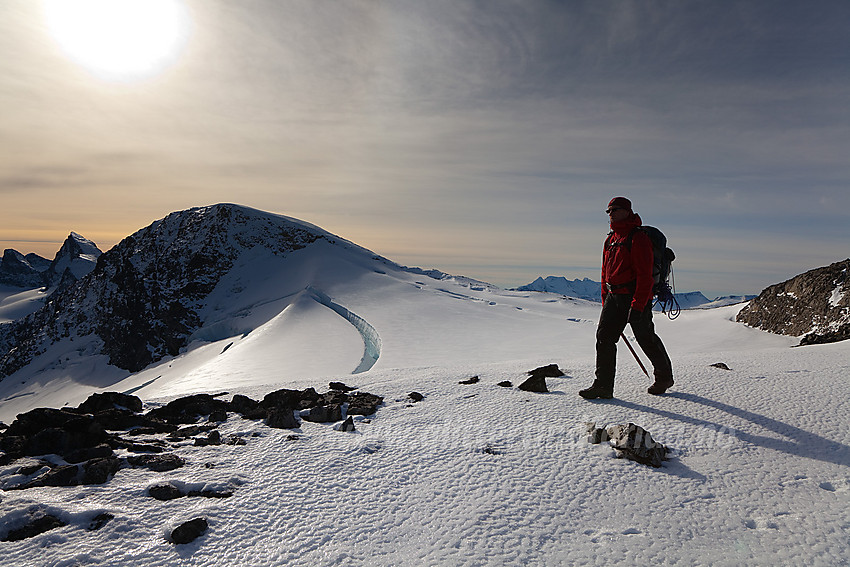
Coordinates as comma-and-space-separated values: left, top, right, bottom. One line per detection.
0, 250, 49, 288
736, 258, 850, 345
0, 233, 101, 289
43, 232, 102, 288
0, 204, 390, 378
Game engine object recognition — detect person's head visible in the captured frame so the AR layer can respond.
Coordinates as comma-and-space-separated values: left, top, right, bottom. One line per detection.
606, 197, 632, 222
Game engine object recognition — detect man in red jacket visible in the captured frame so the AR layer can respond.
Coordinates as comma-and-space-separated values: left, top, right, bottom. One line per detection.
579, 197, 674, 399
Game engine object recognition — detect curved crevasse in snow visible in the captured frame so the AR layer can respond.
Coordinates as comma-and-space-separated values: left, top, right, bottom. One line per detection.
306, 286, 381, 373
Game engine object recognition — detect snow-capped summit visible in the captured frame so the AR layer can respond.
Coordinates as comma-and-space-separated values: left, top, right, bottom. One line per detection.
0, 204, 397, 378
43, 231, 102, 287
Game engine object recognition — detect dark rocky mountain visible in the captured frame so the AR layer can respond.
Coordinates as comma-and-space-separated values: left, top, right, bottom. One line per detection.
0, 204, 375, 379
736, 259, 850, 345
43, 232, 102, 288
0, 250, 48, 288
0, 233, 101, 289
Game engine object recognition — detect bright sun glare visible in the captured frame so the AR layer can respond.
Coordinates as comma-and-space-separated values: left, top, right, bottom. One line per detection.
42, 0, 191, 82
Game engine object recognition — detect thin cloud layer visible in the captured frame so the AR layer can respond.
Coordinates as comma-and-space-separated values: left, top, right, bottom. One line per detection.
1, 0, 848, 296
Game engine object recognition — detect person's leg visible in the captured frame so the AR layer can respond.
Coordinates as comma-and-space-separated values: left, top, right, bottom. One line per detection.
630, 301, 674, 394
582, 294, 629, 398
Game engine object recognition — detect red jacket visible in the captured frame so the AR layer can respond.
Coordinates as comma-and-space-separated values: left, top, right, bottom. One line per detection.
601, 213, 654, 311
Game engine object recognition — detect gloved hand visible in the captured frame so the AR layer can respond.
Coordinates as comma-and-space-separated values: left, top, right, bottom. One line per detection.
628, 308, 642, 324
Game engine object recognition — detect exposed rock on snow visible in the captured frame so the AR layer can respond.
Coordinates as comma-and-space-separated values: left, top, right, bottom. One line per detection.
518, 374, 548, 392
1, 510, 66, 542
170, 517, 209, 545
737, 258, 850, 345
527, 364, 565, 378
586, 422, 670, 468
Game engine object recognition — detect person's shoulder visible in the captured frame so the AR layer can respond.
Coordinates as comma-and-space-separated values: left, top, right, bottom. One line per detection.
632, 227, 653, 245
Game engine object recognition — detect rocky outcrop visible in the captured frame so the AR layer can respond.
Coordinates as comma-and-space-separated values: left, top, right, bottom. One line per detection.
0, 250, 48, 288
736, 259, 850, 345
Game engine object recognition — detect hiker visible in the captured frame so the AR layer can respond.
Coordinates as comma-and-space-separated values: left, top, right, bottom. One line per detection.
579, 197, 674, 399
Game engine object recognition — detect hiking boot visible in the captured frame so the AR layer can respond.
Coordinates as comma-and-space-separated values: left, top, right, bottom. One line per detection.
647, 376, 674, 395
579, 384, 613, 400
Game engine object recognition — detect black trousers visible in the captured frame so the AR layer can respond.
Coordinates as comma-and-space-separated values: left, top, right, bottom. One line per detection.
594, 293, 673, 390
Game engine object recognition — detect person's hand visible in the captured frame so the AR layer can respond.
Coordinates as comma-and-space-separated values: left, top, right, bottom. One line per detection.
628, 308, 641, 324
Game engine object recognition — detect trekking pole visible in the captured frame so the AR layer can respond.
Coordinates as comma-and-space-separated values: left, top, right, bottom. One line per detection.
621, 333, 651, 379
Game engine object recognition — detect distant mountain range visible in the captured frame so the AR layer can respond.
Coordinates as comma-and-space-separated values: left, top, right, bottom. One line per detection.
0, 232, 101, 289
514, 276, 756, 309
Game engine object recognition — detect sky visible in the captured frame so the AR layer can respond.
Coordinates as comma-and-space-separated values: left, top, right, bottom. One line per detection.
1, 0, 848, 298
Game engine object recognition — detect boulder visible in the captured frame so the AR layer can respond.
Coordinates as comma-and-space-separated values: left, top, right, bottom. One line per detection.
265, 407, 299, 429
77, 392, 143, 414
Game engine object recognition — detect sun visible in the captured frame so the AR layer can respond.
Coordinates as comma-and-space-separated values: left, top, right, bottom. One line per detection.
42, 0, 191, 82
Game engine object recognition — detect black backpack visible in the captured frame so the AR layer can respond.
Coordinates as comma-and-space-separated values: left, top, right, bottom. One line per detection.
607, 225, 679, 317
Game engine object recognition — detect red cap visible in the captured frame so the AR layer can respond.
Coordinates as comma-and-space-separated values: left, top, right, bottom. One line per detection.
607, 197, 632, 212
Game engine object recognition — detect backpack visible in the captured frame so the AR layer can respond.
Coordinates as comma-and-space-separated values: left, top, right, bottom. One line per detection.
607, 225, 679, 317
633, 226, 675, 296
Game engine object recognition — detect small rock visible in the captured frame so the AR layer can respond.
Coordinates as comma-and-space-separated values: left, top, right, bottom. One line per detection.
149, 483, 184, 501
329, 382, 356, 392
334, 416, 356, 432
710, 362, 731, 370
496, 381, 513, 388
528, 364, 564, 378
606, 423, 669, 468
2, 514, 67, 542
170, 517, 208, 545
518, 374, 548, 393
407, 392, 424, 402
87, 512, 114, 531
459, 376, 480, 385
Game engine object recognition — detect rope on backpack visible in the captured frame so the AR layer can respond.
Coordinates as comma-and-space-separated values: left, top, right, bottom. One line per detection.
654, 267, 680, 320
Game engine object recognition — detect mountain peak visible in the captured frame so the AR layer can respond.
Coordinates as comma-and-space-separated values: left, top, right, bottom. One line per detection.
43, 232, 103, 287
0, 205, 383, 378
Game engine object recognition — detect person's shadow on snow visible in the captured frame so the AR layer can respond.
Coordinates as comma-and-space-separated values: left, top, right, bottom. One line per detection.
613, 392, 850, 469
